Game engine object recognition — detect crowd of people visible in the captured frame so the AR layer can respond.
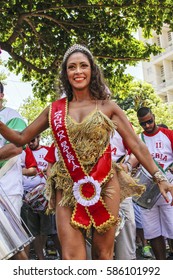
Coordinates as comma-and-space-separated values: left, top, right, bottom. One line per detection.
1, 44, 173, 260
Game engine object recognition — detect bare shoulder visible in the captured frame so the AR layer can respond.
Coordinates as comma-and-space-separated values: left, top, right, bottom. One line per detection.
97, 99, 123, 119
106, 99, 123, 113
97, 99, 119, 110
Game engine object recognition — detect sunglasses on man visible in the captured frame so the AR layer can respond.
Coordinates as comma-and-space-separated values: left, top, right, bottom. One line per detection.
140, 119, 154, 127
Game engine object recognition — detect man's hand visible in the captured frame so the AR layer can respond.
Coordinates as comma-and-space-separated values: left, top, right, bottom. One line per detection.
120, 162, 129, 173
158, 181, 173, 206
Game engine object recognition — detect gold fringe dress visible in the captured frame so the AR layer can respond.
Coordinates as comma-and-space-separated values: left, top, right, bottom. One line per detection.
46, 104, 144, 217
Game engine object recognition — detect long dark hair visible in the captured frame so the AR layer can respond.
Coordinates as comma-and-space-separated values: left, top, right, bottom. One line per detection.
59, 44, 108, 101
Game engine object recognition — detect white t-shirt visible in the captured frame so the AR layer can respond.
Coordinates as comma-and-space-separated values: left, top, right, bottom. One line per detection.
0, 107, 26, 196
110, 130, 130, 162
140, 127, 173, 181
22, 146, 49, 192
141, 127, 173, 171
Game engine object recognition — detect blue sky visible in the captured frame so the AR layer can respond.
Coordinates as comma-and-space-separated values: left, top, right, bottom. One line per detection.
1, 50, 143, 110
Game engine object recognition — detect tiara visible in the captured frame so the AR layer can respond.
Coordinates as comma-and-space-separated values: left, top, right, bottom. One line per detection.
63, 44, 93, 63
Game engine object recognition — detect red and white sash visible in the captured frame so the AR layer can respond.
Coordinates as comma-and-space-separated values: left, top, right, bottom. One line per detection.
50, 98, 116, 233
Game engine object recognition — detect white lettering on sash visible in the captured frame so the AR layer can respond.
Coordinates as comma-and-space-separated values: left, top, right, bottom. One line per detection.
54, 111, 63, 130
57, 130, 66, 141
53, 109, 80, 171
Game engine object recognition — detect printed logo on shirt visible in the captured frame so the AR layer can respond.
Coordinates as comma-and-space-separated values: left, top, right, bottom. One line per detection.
151, 152, 168, 162
155, 141, 164, 149
111, 147, 117, 156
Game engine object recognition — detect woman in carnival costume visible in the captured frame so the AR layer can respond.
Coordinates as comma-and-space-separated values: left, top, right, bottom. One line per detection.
0, 44, 173, 260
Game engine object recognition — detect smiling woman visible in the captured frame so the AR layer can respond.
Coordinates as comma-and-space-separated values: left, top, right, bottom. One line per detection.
66, 51, 91, 95
0, 44, 173, 261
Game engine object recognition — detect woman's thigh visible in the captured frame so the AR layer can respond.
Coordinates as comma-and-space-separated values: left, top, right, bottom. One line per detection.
92, 172, 120, 259
103, 171, 120, 216
55, 191, 87, 259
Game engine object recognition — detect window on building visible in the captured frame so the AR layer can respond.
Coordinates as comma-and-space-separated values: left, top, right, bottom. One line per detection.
147, 67, 152, 76
157, 36, 161, 46
168, 31, 172, 45
160, 65, 165, 82
171, 60, 173, 72
160, 65, 164, 76
164, 95, 168, 103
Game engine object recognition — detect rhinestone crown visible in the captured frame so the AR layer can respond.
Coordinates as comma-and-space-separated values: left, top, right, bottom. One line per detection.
63, 44, 93, 63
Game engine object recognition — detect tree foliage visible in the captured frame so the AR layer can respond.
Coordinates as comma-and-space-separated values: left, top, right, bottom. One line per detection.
115, 81, 173, 133
0, 59, 8, 105
1, 0, 173, 100
127, 101, 173, 134
115, 81, 161, 111
0, 58, 7, 80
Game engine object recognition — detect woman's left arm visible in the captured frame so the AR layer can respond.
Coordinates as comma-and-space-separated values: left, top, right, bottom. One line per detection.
0, 106, 49, 146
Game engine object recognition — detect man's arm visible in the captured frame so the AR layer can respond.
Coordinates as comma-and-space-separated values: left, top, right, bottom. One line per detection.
22, 167, 37, 176
0, 143, 22, 160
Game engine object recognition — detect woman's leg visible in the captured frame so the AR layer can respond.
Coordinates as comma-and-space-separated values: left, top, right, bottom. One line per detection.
92, 172, 120, 260
55, 191, 87, 260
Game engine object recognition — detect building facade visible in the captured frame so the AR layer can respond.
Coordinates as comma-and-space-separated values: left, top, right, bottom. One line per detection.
139, 25, 173, 103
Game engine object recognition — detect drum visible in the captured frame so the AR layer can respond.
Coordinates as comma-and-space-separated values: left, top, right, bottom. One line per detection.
132, 167, 161, 209
0, 186, 34, 260
24, 183, 48, 212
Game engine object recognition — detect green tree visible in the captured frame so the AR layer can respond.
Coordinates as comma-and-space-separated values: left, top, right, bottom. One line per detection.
127, 102, 173, 134
0, 63, 6, 81
1, 0, 173, 100
115, 81, 173, 133
152, 103, 173, 130
115, 81, 161, 110
0, 58, 8, 105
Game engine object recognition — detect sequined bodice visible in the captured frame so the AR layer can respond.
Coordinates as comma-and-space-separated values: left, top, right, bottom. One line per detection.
46, 100, 143, 211
47, 102, 116, 208
64, 109, 115, 173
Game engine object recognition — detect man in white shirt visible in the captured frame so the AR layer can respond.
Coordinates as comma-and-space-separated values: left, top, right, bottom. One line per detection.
128, 107, 173, 259
22, 134, 52, 259
0, 81, 30, 260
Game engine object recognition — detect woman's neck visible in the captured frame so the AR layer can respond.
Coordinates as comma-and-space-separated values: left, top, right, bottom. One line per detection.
72, 88, 92, 101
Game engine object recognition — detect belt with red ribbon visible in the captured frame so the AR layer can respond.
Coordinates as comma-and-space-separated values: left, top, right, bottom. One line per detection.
50, 98, 116, 233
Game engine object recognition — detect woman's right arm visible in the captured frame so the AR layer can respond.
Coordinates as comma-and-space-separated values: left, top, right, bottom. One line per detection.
0, 106, 50, 146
